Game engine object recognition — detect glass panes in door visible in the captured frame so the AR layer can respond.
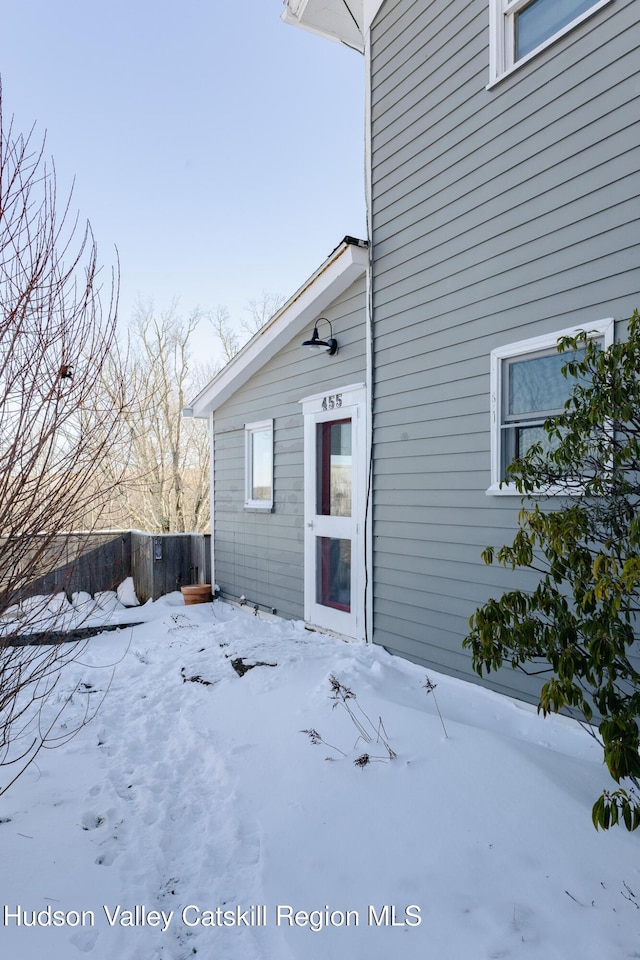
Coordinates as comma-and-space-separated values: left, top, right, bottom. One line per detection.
316, 537, 351, 612
315, 418, 352, 612
316, 419, 352, 517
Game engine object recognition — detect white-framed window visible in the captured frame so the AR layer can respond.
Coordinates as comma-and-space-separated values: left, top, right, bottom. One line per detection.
487, 318, 614, 495
244, 419, 273, 510
489, 0, 613, 85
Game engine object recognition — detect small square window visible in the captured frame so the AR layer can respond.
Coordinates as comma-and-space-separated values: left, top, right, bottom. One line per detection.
245, 420, 273, 510
489, 0, 613, 85
488, 319, 613, 494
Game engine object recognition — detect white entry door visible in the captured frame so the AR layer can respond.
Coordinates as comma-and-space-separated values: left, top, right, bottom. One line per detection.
301, 384, 366, 640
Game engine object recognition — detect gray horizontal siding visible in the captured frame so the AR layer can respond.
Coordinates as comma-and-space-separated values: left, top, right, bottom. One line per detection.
212, 276, 366, 619
369, 0, 640, 703
374, 30, 635, 202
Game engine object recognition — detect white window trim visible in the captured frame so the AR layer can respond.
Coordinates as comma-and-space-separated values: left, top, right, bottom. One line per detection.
487, 318, 614, 496
244, 419, 273, 511
488, 0, 614, 88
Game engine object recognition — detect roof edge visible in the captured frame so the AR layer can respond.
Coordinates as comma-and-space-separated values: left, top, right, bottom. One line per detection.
281, 0, 365, 53
189, 237, 368, 418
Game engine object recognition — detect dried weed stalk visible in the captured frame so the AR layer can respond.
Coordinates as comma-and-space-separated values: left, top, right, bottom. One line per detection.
423, 675, 449, 739
301, 675, 397, 766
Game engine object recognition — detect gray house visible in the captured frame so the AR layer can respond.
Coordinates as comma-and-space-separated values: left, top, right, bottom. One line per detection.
193, 0, 640, 706
189, 237, 369, 638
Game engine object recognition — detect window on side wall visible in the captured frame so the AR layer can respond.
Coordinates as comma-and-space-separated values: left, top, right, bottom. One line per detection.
487, 319, 613, 494
489, 0, 613, 84
245, 419, 273, 510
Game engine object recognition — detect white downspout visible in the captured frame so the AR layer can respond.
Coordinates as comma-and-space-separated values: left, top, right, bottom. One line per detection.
363, 23, 374, 646
209, 412, 216, 593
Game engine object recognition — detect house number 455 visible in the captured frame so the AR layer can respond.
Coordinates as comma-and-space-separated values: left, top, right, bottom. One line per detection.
321, 394, 342, 411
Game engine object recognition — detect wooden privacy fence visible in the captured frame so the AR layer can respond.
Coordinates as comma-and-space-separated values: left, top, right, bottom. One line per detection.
131, 532, 211, 602
5, 531, 211, 606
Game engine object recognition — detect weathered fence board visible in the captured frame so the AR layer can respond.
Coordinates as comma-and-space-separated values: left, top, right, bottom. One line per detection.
6, 532, 132, 604
3, 531, 211, 607
131, 533, 211, 602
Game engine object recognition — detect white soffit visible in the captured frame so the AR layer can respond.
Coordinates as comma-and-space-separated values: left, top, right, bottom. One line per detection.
190, 240, 368, 418
281, 0, 365, 52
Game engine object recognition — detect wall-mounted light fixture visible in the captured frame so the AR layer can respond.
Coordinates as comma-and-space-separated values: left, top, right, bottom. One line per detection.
301, 318, 338, 356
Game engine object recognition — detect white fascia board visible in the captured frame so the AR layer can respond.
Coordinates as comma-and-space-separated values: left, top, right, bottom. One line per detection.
362, 0, 384, 34
281, 0, 365, 52
279, 0, 383, 47
190, 241, 368, 418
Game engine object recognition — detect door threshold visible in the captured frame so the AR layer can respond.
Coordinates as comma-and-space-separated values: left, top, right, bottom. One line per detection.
303, 621, 363, 643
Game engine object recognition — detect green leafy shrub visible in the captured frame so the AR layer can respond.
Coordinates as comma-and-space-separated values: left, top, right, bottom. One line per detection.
464, 311, 640, 830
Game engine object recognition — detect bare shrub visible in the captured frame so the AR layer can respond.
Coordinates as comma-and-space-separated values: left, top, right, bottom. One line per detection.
0, 88, 127, 794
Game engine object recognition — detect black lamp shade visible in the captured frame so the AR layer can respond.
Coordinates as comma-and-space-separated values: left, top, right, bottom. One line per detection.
301, 321, 338, 356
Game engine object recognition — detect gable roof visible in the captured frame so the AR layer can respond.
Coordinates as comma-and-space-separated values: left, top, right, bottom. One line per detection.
187, 236, 368, 418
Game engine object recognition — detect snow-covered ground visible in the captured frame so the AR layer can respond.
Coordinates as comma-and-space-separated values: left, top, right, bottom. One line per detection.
1, 593, 638, 959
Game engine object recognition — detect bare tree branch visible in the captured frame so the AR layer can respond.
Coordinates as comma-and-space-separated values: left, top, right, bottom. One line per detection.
0, 88, 128, 795
241, 291, 285, 338
210, 304, 240, 365
210, 292, 285, 369
94, 300, 212, 533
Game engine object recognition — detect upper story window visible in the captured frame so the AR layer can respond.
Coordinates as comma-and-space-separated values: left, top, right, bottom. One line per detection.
245, 419, 273, 510
489, 0, 614, 84
487, 319, 613, 494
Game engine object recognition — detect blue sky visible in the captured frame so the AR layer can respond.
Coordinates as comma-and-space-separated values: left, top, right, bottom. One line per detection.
1, 1, 365, 359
